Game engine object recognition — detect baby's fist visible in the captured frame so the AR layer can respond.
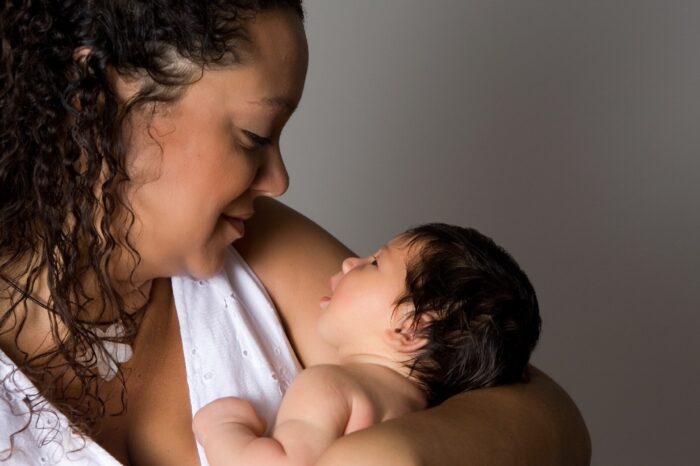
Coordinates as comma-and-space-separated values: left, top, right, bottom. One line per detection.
193, 397, 267, 446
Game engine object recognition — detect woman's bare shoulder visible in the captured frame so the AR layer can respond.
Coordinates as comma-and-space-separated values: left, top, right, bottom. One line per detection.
235, 198, 353, 266
234, 198, 351, 366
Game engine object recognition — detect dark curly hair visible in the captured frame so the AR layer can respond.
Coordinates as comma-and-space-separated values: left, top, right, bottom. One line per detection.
0, 0, 303, 456
396, 223, 541, 407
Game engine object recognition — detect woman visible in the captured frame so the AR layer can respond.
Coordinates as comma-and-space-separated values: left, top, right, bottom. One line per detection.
0, 1, 590, 464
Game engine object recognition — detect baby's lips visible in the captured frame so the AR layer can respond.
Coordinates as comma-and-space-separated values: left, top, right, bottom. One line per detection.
329, 271, 343, 292
319, 296, 331, 310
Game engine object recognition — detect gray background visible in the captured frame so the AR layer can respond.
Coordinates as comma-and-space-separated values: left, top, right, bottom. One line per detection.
279, 1, 699, 465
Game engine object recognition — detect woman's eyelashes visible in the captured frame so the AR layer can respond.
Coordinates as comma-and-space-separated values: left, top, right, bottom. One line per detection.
241, 129, 273, 151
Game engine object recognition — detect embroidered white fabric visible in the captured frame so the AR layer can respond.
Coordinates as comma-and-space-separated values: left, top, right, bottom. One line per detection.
0, 246, 301, 465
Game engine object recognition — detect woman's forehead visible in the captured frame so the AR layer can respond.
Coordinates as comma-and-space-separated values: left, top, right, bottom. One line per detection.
236, 10, 308, 112
246, 10, 308, 78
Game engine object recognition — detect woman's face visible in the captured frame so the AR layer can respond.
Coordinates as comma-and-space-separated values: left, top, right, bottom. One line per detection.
118, 9, 308, 282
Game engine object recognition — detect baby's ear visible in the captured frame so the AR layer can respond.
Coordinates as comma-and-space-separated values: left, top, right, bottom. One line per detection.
384, 310, 431, 354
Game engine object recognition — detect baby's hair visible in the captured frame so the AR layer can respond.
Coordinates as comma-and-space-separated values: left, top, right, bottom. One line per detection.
395, 223, 541, 406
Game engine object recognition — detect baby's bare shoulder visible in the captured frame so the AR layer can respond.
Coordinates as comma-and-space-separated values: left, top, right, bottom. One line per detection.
274, 365, 362, 430
290, 364, 358, 393
280, 365, 373, 415
283, 365, 379, 434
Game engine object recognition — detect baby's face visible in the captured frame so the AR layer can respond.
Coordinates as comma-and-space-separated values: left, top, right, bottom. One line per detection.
317, 236, 412, 352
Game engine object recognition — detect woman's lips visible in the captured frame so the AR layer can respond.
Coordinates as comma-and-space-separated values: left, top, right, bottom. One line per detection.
222, 215, 245, 238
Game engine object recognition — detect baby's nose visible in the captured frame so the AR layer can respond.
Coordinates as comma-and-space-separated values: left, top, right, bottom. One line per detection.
341, 256, 362, 274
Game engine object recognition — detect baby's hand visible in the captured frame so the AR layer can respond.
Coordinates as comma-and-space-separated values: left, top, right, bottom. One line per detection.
192, 397, 267, 447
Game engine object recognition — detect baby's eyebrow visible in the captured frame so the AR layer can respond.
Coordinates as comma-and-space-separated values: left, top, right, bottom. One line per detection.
374, 245, 387, 258
375, 244, 395, 264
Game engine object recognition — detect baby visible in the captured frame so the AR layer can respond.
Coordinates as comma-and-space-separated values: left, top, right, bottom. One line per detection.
192, 223, 541, 466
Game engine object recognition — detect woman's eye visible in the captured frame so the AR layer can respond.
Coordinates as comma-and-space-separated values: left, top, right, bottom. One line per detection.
242, 130, 272, 150
370, 256, 378, 266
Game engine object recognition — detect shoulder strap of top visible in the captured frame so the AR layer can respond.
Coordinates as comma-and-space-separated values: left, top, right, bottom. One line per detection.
0, 349, 121, 464
172, 246, 301, 465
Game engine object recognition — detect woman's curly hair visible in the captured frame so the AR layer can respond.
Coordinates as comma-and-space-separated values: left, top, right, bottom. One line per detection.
0, 0, 303, 455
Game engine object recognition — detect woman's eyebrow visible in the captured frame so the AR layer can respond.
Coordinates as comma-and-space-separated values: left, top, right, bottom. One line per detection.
248, 96, 298, 112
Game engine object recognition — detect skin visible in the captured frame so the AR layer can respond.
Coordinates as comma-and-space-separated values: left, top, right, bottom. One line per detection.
240, 200, 592, 466
0, 8, 591, 466
194, 363, 426, 466
192, 239, 429, 466
317, 238, 424, 361
113, 11, 305, 284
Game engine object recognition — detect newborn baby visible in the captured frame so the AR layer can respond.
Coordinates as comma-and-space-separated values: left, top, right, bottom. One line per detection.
193, 223, 541, 466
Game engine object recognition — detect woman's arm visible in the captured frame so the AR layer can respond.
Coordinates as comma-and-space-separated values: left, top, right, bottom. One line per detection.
317, 367, 590, 466
236, 198, 591, 466
235, 197, 350, 367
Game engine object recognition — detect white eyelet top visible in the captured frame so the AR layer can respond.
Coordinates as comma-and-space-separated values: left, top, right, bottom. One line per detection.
173, 247, 302, 465
0, 246, 302, 465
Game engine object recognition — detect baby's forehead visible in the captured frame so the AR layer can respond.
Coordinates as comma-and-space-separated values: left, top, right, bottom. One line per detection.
388, 233, 424, 253
381, 234, 424, 264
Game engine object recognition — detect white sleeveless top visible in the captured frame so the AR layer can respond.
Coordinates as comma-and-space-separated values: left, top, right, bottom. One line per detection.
0, 247, 302, 465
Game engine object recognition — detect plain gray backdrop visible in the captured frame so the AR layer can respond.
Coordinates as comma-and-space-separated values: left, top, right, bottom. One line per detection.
279, 1, 699, 465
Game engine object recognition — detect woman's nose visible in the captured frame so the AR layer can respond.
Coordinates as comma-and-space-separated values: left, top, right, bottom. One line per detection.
251, 147, 289, 197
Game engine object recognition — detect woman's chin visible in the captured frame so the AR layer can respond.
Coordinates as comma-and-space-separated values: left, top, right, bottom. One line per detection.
182, 253, 227, 280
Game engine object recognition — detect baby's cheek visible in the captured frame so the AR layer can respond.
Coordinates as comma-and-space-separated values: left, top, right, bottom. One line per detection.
316, 308, 342, 344
315, 310, 331, 338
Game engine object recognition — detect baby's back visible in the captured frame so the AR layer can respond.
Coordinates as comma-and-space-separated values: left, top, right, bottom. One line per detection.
278, 362, 426, 436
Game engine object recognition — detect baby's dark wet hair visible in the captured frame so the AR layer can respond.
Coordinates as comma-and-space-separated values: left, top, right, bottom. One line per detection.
396, 223, 541, 406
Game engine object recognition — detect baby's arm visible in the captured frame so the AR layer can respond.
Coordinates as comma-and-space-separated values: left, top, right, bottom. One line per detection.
193, 365, 354, 466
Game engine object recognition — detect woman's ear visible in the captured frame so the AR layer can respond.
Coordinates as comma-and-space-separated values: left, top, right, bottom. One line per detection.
73, 46, 92, 66
69, 47, 94, 112
384, 311, 431, 354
